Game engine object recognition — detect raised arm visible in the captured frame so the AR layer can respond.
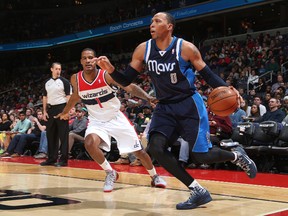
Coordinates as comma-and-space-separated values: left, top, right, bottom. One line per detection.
181, 40, 227, 88
96, 42, 146, 87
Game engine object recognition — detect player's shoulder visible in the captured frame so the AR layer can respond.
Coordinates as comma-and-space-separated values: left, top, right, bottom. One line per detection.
135, 41, 147, 52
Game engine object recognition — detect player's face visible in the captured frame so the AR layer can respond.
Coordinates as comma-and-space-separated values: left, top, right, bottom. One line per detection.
150, 13, 171, 39
81, 51, 95, 72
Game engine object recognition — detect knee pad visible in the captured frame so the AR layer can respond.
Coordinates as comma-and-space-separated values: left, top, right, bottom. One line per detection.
147, 132, 168, 155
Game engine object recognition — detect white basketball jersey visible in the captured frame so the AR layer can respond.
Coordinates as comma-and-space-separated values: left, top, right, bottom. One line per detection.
77, 69, 121, 122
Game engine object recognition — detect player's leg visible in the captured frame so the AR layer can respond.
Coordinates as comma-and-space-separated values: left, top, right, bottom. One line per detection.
85, 125, 118, 192
111, 112, 167, 188
133, 149, 167, 188
148, 132, 212, 210
150, 94, 212, 210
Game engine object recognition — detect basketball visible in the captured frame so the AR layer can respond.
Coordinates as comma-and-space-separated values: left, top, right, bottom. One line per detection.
207, 86, 239, 116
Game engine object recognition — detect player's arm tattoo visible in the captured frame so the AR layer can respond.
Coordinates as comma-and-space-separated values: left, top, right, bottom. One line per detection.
126, 84, 151, 101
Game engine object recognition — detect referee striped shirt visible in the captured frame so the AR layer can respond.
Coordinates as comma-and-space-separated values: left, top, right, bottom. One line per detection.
44, 77, 71, 105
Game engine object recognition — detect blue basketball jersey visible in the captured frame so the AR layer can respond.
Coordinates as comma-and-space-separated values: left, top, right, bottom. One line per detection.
144, 36, 196, 103
144, 37, 212, 152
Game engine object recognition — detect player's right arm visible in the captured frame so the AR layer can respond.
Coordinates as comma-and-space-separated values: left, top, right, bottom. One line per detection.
96, 42, 146, 87
56, 74, 81, 120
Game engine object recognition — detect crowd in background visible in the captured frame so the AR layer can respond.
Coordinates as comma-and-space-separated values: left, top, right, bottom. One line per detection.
0, 0, 288, 172
0, 29, 288, 172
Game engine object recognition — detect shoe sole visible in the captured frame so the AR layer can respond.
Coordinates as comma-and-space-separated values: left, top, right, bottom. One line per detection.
103, 172, 119, 193
151, 182, 167, 188
176, 194, 212, 210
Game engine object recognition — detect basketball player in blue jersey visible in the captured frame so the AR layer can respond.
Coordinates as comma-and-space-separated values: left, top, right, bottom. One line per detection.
57, 48, 166, 193
95, 12, 257, 210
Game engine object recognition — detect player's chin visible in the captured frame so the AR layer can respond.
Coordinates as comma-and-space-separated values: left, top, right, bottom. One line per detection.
150, 33, 156, 39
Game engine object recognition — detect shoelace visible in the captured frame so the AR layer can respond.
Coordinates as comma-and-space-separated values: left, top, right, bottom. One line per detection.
189, 186, 206, 199
153, 175, 160, 184
236, 156, 251, 174
104, 172, 115, 186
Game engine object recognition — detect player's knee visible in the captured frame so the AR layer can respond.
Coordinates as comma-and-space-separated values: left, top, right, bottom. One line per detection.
133, 149, 146, 158
147, 133, 168, 156
84, 135, 99, 150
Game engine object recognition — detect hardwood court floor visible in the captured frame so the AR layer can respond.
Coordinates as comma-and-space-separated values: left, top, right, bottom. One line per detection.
0, 157, 287, 216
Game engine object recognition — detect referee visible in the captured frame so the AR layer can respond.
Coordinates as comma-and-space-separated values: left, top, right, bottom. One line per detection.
40, 62, 71, 167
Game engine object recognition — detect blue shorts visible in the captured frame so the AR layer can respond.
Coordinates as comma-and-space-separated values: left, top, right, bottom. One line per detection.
149, 92, 212, 153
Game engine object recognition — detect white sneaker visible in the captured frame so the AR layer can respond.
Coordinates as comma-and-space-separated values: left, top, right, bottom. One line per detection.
103, 170, 119, 192
151, 174, 167, 188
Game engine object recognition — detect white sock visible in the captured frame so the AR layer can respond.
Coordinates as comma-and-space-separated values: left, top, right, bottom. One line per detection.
147, 167, 157, 177
188, 180, 203, 189
99, 159, 113, 172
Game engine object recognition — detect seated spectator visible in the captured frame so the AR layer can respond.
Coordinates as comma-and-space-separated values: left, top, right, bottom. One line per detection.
208, 108, 232, 145
0, 110, 45, 157
246, 96, 267, 116
68, 107, 77, 125
134, 105, 152, 134
230, 107, 247, 128
2, 111, 31, 150
0, 113, 12, 153
33, 131, 48, 159
244, 104, 261, 122
68, 107, 88, 156
254, 98, 286, 123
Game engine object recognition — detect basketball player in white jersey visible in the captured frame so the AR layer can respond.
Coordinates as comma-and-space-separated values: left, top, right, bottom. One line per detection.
57, 48, 166, 192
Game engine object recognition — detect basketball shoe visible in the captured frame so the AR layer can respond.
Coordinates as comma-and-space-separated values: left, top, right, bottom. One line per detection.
176, 186, 212, 210
151, 174, 167, 188
103, 170, 119, 192
232, 145, 257, 179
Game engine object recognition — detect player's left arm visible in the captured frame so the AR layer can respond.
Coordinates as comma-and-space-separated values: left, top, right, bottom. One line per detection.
181, 40, 227, 88
105, 74, 157, 105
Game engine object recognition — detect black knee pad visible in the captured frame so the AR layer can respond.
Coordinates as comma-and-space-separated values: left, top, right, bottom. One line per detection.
147, 132, 168, 155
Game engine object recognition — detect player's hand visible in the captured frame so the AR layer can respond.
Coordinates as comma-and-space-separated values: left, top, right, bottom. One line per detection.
54, 112, 69, 120
229, 86, 243, 108
147, 96, 158, 107
94, 56, 115, 74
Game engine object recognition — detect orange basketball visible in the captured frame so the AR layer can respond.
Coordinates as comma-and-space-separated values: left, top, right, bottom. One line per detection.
207, 86, 239, 116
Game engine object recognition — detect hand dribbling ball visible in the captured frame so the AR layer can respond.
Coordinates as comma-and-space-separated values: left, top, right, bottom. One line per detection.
207, 86, 239, 116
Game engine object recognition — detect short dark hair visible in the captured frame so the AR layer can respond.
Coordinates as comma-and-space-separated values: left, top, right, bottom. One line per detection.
19, 111, 25, 116
162, 12, 176, 30
51, 62, 61, 68
81, 48, 96, 57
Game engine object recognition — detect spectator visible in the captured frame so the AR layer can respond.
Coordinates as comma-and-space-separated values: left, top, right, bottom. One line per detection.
208, 108, 233, 145
254, 98, 286, 123
0, 110, 44, 157
246, 96, 267, 116
0, 113, 12, 153
68, 107, 88, 156
33, 131, 48, 159
230, 107, 247, 128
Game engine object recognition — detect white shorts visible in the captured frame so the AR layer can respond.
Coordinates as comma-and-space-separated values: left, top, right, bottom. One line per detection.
85, 111, 142, 154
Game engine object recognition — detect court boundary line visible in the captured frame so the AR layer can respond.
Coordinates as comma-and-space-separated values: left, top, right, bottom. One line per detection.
3, 171, 287, 206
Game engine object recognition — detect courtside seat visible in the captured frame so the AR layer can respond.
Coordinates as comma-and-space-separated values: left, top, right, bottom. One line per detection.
276, 124, 288, 147
231, 122, 255, 146
252, 121, 280, 146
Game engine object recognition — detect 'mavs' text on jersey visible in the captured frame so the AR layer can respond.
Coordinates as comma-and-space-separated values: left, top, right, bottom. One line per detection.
147, 60, 176, 75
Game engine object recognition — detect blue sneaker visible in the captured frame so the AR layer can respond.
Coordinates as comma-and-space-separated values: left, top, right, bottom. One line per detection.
176, 186, 212, 210
232, 145, 257, 179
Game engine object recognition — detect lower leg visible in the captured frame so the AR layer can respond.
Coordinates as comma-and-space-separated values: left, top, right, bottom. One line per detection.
133, 150, 153, 170
84, 135, 113, 172
148, 133, 194, 187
